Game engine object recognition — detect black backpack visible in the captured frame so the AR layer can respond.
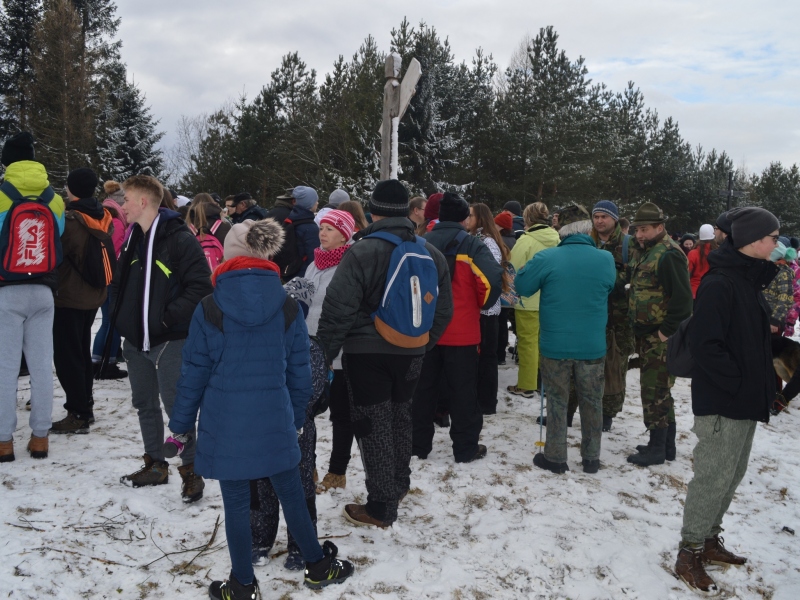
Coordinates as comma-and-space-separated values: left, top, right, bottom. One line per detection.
666, 316, 693, 378
69, 216, 117, 289
273, 216, 315, 281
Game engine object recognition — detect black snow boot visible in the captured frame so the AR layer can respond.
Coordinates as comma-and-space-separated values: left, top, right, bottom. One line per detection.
533, 452, 569, 474
304, 541, 354, 589
627, 427, 667, 466
665, 421, 676, 462
208, 572, 260, 599
602, 415, 613, 432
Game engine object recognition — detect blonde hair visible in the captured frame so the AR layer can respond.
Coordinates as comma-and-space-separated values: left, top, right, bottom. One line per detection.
338, 200, 369, 231
123, 175, 164, 207
523, 202, 549, 228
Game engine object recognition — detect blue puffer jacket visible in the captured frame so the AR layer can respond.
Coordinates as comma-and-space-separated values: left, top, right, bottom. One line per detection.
287, 205, 320, 277
169, 264, 312, 481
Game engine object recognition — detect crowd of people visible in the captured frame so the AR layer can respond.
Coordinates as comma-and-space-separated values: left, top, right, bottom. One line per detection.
0, 130, 791, 597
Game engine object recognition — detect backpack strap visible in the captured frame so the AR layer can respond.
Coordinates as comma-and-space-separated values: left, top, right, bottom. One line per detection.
445, 230, 469, 254
365, 231, 403, 246
0, 181, 54, 204
209, 220, 222, 235
201, 294, 224, 333
282, 295, 299, 332
622, 234, 630, 266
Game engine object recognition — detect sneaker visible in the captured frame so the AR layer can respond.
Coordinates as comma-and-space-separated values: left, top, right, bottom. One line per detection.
284, 550, 305, 571
304, 541, 354, 589
0, 440, 14, 463
582, 459, 599, 474
209, 573, 260, 600
702, 535, 746, 567
177, 463, 204, 503
602, 416, 613, 432
507, 385, 534, 398
316, 472, 346, 494
343, 504, 390, 529
27, 435, 48, 459
533, 452, 569, 474
120, 454, 169, 487
675, 546, 720, 596
50, 412, 91, 434
97, 363, 128, 380
455, 444, 487, 463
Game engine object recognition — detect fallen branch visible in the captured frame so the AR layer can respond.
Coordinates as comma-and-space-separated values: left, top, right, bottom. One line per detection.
6, 517, 45, 531
143, 515, 221, 569
27, 547, 132, 567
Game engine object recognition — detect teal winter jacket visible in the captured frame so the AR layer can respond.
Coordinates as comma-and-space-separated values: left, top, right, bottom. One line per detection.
515, 233, 616, 360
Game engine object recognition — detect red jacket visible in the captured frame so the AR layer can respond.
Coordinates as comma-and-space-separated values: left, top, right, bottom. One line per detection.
688, 244, 713, 298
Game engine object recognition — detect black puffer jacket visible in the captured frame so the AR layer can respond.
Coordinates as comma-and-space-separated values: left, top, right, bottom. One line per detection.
111, 209, 212, 350
689, 241, 778, 422
317, 217, 453, 360
231, 203, 268, 223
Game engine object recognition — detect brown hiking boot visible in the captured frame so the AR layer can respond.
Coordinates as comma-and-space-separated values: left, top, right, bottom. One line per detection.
0, 440, 14, 463
27, 435, 48, 459
703, 535, 747, 567
120, 454, 169, 487
316, 472, 346, 494
343, 504, 390, 529
675, 546, 720, 596
177, 463, 204, 503
50, 412, 90, 434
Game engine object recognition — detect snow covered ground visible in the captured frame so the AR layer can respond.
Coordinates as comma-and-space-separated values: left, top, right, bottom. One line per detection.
2, 347, 800, 599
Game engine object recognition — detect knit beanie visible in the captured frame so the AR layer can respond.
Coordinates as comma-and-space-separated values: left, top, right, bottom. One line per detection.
424, 192, 443, 220
716, 207, 744, 236
771, 242, 787, 262
223, 218, 286, 261
293, 186, 318, 211
369, 180, 409, 217
320, 209, 355, 241
494, 211, 514, 232
591, 200, 619, 221
67, 168, 98, 199
729, 207, 780, 249
328, 189, 349, 208
779, 236, 791, 248
698, 224, 715, 241
785, 248, 797, 262
1, 132, 35, 166
503, 200, 522, 217
438, 192, 469, 223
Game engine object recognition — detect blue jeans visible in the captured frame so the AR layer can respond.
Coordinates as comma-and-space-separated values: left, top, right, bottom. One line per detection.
219, 466, 323, 585
91, 290, 120, 362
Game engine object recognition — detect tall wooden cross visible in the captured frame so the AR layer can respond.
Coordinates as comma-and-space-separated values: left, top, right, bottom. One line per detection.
718, 171, 747, 210
380, 52, 422, 180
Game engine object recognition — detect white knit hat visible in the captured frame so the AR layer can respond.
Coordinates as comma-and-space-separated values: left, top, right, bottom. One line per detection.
698, 224, 715, 241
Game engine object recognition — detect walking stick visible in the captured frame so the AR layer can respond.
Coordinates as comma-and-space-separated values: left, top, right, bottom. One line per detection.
535, 382, 545, 453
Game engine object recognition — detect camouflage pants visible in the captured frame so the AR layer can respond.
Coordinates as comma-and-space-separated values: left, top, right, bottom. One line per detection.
636, 332, 676, 430
603, 323, 634, 417
540, 356, 605, 463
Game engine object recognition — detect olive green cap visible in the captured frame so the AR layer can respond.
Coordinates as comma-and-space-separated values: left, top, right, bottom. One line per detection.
631, 201, 667, 226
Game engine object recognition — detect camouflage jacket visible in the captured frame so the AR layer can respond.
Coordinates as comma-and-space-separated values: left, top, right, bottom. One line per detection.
592, 225, 636, 327
629, 231, 692, 337
763, 261, 794, 328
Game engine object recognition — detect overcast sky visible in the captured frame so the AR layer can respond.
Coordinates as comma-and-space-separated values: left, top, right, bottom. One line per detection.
116, 0, 799, 174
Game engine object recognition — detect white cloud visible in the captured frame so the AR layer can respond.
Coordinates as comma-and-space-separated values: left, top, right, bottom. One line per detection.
116, 0, 800, 172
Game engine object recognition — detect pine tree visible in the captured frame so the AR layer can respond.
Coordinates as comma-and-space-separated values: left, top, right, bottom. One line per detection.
0, 0, 42, 137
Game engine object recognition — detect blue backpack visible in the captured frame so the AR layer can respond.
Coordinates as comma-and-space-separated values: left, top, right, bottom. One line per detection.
366, 231, 439, 348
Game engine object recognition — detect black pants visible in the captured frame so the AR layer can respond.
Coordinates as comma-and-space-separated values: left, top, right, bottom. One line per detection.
496, 307, 515, 362
53, 306, 98, 419
478, 314, 499, 414
412, 345, 483, 462
327, 369, 354, 476
343, 352, 423, 524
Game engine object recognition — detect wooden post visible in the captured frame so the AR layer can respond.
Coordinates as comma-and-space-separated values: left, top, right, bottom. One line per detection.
379, 53, 421, 181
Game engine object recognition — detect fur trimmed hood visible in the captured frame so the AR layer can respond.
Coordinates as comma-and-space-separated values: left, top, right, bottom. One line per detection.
224, 218, 286, 261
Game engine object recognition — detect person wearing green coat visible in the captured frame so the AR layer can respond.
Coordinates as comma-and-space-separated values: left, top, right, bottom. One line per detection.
507, 202, 560, 397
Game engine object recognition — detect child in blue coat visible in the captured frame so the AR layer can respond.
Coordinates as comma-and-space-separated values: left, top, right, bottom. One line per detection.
169, 219, 353, 599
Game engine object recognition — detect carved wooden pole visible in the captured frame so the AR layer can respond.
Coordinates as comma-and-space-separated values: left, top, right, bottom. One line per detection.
380, 53, 401, 180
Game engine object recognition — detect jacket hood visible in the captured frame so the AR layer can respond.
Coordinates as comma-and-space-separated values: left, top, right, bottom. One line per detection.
526, 224, 560, 245
69, 197, 105, 220
353, 216, 415, 241
708, 241, 778, 290
288, 205, 315, 221
213, 268, 287, 327
2, 160, 50, 193
558, 233, 596, 248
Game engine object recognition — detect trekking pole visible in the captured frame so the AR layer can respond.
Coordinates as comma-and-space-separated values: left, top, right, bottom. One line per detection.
535, 382, 545, 454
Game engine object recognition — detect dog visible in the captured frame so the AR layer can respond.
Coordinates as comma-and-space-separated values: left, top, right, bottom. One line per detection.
772, 336, 800, 384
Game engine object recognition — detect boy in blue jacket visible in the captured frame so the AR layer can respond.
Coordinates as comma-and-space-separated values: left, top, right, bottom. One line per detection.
168, 219, 353, 599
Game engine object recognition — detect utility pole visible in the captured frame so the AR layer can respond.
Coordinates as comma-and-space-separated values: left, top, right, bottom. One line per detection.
380, 53, 421, 180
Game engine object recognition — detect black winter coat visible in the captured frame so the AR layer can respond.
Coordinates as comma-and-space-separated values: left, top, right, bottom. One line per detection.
111, 209, 213, 350
231, 204, 268, 224
317, 217, 453, 360
689, 242, 778, 422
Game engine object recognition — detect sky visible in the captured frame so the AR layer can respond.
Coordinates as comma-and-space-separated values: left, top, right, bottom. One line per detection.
116, 0, 799, 175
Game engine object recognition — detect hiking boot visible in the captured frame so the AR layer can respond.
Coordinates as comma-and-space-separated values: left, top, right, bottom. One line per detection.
433, 411, 450, 428
602, 415, 613, 432
507, 385, 535, 398
209, 572, 260, 600
120, 454, 169, 487
627, 428, 667, 466
177, 463, 204, 503
0, 440, 14, 463
665, 421, 677, 462
27, 435, 48, 459
251, 545, 271, 566
455, 444, 487, 464
304, 541, 355, 589
316, 472, 346, 494
582, 459, 600, 474
533, 452, 569, 474
703, 535, 747, 567
50, 412, 91, 434
675, 546, 720, 596
97, 363, 128, 380
343, 504, 390, 528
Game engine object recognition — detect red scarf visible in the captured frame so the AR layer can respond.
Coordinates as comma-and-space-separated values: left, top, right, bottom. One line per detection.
313, 244, 349, 270
211, 256, 280, 286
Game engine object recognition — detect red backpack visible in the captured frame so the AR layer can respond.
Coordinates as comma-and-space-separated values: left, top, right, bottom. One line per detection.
190, 221, 224, 271
0, 181, 62, 280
